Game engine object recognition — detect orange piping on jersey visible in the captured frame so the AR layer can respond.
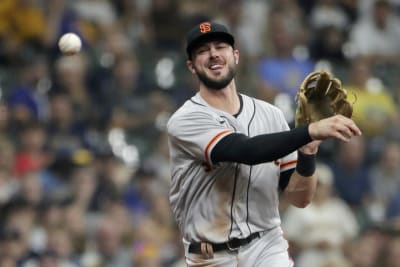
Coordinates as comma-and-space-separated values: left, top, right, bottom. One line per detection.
280, 159, 297, 169
204, 129, 233, 163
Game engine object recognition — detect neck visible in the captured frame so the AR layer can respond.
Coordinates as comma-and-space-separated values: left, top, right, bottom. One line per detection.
199, 81, 240, 115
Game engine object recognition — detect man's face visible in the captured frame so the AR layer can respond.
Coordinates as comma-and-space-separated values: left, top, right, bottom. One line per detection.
188, 41, 239, 90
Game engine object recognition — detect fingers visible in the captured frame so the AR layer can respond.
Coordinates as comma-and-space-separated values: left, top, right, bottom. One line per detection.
336, 115, 362, 137
348, 121, 362, 136
336, 128, 352, 142
330, 121, 352, 142
331, 115, 362, 142
308, 115, 362, 142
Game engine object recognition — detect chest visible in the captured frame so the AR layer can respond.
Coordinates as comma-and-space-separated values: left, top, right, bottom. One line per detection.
217, 109, 280, 137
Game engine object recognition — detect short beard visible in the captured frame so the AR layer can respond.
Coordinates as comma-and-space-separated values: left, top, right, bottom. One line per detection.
196, 64, 236, 90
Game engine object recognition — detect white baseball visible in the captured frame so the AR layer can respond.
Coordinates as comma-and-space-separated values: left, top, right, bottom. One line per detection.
58, 33, 82, 55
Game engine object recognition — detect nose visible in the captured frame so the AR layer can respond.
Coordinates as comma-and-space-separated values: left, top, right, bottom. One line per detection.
209, 45, 219, 58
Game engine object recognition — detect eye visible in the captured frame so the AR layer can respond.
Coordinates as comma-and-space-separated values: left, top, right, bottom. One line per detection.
216, 43, 229, 49
196, 46, 209, 55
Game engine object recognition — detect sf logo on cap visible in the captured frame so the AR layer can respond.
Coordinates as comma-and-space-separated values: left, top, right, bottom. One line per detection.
199, 22, 211, 33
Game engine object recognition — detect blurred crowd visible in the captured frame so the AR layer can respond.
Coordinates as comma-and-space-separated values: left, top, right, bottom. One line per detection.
0, 0, 400, 266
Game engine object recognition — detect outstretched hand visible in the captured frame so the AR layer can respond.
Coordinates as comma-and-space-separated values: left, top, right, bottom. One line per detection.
308, 115, 362, 142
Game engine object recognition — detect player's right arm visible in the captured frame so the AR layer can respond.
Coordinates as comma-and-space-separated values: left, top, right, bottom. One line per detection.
212, 115, 361, 165
168, 102, 361, 174
211, 126, 311, 165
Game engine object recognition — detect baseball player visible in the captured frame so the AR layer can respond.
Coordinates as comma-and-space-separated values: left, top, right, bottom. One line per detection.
167, 21, 361, 267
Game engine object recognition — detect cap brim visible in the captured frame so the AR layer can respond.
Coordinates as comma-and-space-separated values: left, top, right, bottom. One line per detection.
186, 32, 234, 58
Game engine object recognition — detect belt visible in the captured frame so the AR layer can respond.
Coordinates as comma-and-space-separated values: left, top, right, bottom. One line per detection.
188, 232, 261, 254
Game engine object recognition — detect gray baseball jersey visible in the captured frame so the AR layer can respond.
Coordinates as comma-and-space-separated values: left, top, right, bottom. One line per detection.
167, 92, 297, 245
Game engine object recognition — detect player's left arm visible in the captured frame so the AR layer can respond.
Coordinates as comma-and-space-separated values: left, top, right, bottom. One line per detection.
282, 141, 320, 208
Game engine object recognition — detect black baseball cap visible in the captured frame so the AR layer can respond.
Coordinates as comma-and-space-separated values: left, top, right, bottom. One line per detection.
186, 22, 235, 59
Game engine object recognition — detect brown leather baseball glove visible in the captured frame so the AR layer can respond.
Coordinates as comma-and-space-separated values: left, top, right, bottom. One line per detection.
295, 70, 353, 127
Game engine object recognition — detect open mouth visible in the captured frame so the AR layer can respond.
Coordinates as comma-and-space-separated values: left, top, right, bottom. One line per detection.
208, 63, 224, 71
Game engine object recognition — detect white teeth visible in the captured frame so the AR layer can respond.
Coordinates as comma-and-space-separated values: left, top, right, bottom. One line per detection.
210, 64, 222, 70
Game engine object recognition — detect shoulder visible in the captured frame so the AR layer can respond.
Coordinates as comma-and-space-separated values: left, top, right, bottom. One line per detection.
168, 98, 211, 122
167, 98, 217, 136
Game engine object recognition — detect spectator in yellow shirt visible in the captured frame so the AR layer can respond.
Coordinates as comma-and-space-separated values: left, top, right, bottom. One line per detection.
343, 57, 398, 137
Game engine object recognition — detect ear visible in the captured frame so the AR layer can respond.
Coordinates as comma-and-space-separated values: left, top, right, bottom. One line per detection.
186, 60, 196, 74
234, 49, 239, 65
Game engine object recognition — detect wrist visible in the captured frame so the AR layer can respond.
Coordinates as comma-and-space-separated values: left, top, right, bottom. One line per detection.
297, 125, 313, 143
299, 140, 321, 155
296, 150, 316, 177
307, 122, 317, 140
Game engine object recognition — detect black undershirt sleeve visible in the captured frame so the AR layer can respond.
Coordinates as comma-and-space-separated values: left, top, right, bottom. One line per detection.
211, 125, 312, 165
